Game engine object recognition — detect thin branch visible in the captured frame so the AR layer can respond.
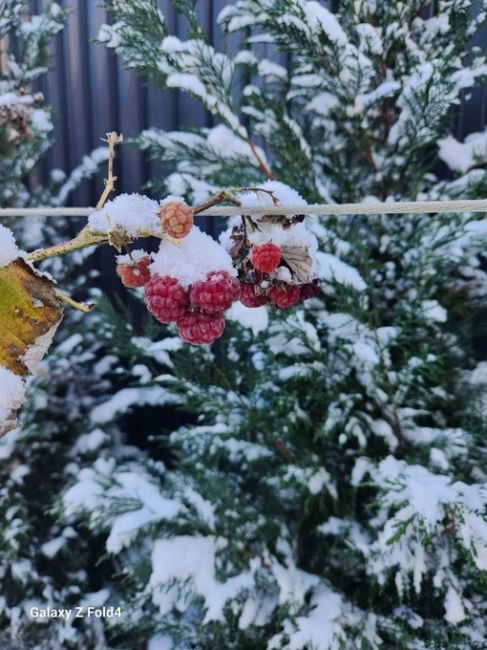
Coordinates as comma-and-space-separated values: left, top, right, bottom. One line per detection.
95, 132, 124, 210
245, 137, 275, 180
27, 133, 123, 263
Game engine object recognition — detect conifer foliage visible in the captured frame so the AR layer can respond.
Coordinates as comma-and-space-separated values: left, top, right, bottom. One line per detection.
1, 1, 487, 649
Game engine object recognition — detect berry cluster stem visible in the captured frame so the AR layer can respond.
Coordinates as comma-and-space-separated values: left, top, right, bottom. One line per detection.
26, 184, 269, 264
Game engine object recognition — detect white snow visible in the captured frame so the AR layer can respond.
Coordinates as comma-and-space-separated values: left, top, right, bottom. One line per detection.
0, 367, 25, 431
115, 248, 151, 265
30, 108, 52, 132
0, 224, 21, 267
88, 193, 162, 237
236, 181, 307, 218
444, 586, 465, 624
303, 2, 348, 45
91, 386, 180, 424
0, 92, 35, 106
308, 468, 333, 495
107, 499, 182, 553
22, 322, 60, 374
72, 429, 108, 454
316, 252, 367, 291
421, 300, 447, 323
41, 536, 66, 558
226, 302, 269, 335
354, 81, 400, 112
207, 124, 268, 167
438, 129, 487, 173
150, 535, 257, 622
148, 634, 173, 650
150, 226, 237, 288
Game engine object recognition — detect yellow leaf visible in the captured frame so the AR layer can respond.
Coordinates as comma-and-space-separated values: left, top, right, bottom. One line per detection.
0, 259, 63, 374
0, 259, 63, 433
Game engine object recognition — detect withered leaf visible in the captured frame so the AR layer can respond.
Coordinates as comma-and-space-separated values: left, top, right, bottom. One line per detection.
281, 245, 313, 283
0, 259, 63, 374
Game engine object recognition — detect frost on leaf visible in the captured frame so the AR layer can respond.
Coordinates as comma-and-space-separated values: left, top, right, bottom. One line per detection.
0, 259, 63, 433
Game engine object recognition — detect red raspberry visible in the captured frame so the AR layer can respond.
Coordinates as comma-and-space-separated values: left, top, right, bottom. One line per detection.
116, 256, 151, 288
269, 284, 301, 309
145, 275, 189, 323
300, 280, 321, 300
177, 312, 225, 345
159, 201, 194, 239
251, 243, 281, 273
190, 271, 239, 314
239, 282, 268, 308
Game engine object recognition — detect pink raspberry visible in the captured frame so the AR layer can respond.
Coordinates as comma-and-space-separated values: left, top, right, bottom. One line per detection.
300, 280, 321, 300
145, 275, 189, 323
239, 282, 268, 308
190, 270, 239, 314
177, 312, 225, 345
159, 200, 194, 239
251, 243, 281, 273
116, 256, 151, 288
269, 284, 301, 309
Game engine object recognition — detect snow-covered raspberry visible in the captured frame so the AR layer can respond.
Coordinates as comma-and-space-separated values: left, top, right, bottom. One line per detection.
177, 312, 225, 345
145, 275, 189, 323
190, 270, 239, 314
116, 256, 151, 288
251, 242, 281, 273
239, 282, 268, 308
269, 284, 301, 309
158, 200, 194, 239
300, 280, 321, 300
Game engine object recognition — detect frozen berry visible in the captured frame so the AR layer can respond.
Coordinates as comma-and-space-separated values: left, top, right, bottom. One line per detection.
177, 312, 225, 345
145, 275, 189, 323
269, 284, 301, 309
116, 256, 151, 288
159, 200, 194, 239
300, 280, 321, 300
190, 270, 239, 314
239, 282, 268, 308
251, 243, 281, 274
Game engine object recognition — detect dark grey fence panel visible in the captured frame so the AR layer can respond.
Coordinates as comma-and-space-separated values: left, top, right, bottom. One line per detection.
29, 0, 487, 208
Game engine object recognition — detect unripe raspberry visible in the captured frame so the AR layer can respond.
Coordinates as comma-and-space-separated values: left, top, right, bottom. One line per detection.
300, 280, 321, 300
269, 284, 301, 309
145, 275, 189, 323
116, 256, 151, 288
251, 243, 281, 273
159, 200, 194, 239
239, 282, 268, 308
177, 312, 225, 345
190, 270, 239, 314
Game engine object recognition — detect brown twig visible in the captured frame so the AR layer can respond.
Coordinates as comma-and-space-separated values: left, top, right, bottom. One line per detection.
245, 137, 275, 180
27, 132, 123, 263
96, 132, 123, 210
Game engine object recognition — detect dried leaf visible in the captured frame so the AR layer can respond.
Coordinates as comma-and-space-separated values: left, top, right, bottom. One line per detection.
229, 228, 248, 264
0, 259, 63, 433
281, 245, 313, 283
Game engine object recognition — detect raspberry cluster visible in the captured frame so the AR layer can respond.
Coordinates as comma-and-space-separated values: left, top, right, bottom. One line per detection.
238, 242, 321, 310
145, 270, 238, 345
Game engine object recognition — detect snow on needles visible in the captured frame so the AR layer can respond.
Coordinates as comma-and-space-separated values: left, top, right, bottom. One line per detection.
0, 224, 22, 267
88, 193, 162, 237
150, 225, 236, 288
